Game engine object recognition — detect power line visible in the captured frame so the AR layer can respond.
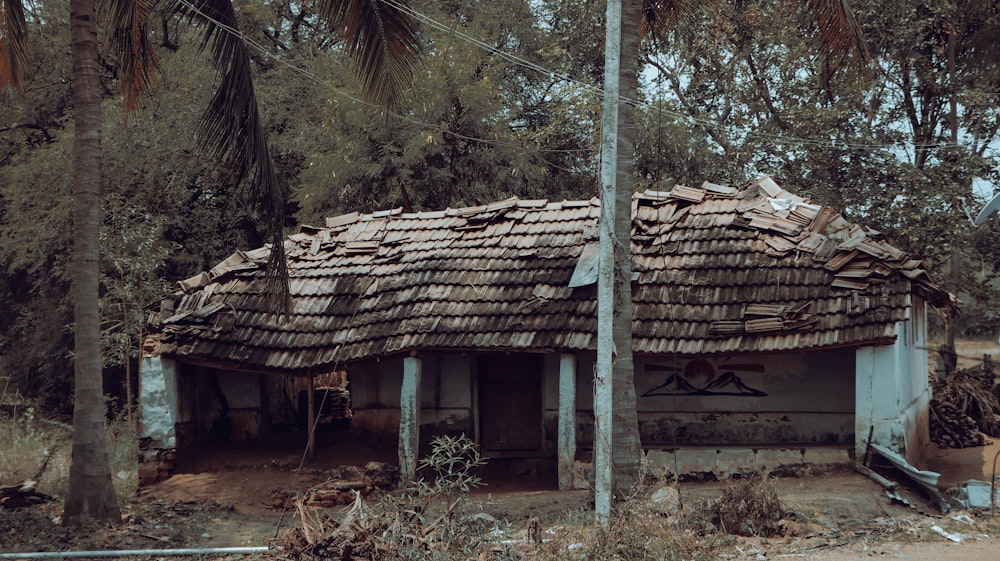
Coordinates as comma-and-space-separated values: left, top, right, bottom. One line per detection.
174, 0, 594, 157
382, 0, 981, 154
174, 0, 983, 158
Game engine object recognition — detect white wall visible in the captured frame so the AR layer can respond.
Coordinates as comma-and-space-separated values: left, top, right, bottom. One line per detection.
139, 356, 179, 449
855, 299, 930, 463
572, 349, 856, 446
350, 354, 474, 436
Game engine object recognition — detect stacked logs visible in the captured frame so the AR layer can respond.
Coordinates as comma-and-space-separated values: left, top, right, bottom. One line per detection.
930, 398, 988, 448
930, 361, 999, 448
270, 462, 399, 510
0, 479, 53, 509
303, 481, 375, 508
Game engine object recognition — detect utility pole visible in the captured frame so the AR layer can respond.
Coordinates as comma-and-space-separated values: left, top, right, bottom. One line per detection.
595, 0, 622, 528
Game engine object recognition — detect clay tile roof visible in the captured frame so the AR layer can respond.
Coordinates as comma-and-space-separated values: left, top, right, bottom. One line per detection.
151, 177, 953, 373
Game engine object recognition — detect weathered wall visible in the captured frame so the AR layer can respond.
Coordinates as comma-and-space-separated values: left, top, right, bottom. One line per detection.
856, 303, 929, 463
570, 349, 856, 447
139, 356, 178, 449
173, 366, 264, 444
142, 310, 932, 484
138, 355, 178, 484
351, 348, 861, 452
350, 354, 474, 445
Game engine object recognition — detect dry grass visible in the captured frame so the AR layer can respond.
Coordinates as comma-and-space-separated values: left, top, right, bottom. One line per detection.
540, 503, 716, 561
266, 454, 796, 560
0, 407, 71, 494
0, 404, 138, 500
704, 474, 785, 537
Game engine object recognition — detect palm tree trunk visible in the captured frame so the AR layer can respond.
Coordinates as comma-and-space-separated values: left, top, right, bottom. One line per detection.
63, 0, 122, 526
609, 0, 643, 497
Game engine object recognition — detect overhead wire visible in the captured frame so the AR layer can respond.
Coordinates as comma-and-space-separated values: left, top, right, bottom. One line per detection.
174, 0, 985, 166
380, 0, 979, 154
175, 0, 596, 159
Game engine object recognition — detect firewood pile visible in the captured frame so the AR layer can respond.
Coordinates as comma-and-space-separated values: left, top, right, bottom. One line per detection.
0, 480, 53, 509
930, 360, 1000, 448
270, 462, 399, 510
315, 387, 351, 420
930, 399, 988, 448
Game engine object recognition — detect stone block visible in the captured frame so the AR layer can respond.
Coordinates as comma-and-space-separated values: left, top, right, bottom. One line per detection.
674, 449, 717, 475
801, 448, 850, 466
648, 485, 681, 513
755, 449, 804, 474
715, 449, 755, 479
137, 463, 160, 486
644, 449, 675, 475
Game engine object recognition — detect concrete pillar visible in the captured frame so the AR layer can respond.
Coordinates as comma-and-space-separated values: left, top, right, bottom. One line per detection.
855, 346, 875, 462
139, 355, 178, 448
856, 344, 904, 460
558, 354, 577, 491
594, 355, 613, 525
398, 354, 422, 485
138, 355, 179, 484
307, 374, 316, 461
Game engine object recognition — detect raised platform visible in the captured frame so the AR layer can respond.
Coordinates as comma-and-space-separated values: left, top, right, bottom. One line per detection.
572, 447, 852, 489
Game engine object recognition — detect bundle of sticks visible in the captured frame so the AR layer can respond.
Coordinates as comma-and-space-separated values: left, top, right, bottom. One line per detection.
930, 358, 999, 448
0, 479, 53, 509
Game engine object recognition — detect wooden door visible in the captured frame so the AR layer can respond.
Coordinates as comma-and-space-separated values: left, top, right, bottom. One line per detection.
478, 354, 543, 455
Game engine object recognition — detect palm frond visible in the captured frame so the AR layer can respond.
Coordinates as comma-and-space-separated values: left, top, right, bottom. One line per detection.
181, 0, 291, 313
317, 0, 421, 111
807, 0, 870, 71
0, 0, 30, 92
101, 0, 161, 119
641, 0, 716, 41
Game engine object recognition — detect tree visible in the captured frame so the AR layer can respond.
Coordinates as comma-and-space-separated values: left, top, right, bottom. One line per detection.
2, 0, 421, 525
637, 0, 1000, 334
273, 0, 598, 221
595, 0, 872, 509
62, 0, 123, 524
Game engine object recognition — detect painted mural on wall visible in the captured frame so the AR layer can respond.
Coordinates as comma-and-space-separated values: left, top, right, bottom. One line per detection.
642, 359, 767, 397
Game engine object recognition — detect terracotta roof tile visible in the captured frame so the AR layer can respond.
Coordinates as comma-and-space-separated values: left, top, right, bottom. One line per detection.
153, 176, 953, 372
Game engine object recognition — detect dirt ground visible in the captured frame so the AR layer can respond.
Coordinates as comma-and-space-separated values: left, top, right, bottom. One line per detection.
4, 339, 1000, 560
6, 464, 1000, 560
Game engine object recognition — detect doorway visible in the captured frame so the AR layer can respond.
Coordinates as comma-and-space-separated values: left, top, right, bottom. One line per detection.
477, 353, 543, 456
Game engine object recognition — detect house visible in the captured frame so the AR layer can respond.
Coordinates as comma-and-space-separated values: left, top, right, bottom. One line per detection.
138, 177, 953, 488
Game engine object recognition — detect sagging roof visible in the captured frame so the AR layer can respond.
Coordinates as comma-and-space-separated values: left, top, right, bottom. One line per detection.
150, 177, 952, 373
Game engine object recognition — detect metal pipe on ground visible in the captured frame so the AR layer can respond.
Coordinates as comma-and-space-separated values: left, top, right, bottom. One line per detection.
0, 547, 272, 559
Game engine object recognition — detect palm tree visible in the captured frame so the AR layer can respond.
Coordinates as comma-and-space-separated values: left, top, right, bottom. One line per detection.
1, 0, 420, 525
61, 0, 123, 525
598, 0, 870, 499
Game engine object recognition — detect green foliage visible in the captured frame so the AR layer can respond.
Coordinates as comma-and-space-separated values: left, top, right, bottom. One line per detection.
413, 433, 487, 499
0, 18, 266, 410
0, 127, 76, 411
388, 434, 487, 548
273, 0, 600, 222
376, 435, 485, 559
5, 0, 1000, 415
289, 434, 492, 560
639, 0, 1000, 334
99, 200, 173, 368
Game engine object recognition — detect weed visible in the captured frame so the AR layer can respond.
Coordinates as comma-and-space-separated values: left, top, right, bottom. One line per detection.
284, 434, 499, 560
0, 405, 137, 500
538, 479, 720, 561
108, 414, 139, 498
703, 474, 785, 537
0, 407, 71, 493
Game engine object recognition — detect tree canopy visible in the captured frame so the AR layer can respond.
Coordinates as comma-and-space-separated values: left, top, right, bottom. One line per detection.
1, 0, 999, 412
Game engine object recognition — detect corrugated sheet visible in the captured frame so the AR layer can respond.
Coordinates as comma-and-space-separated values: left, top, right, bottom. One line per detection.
150, 177, 952, 372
